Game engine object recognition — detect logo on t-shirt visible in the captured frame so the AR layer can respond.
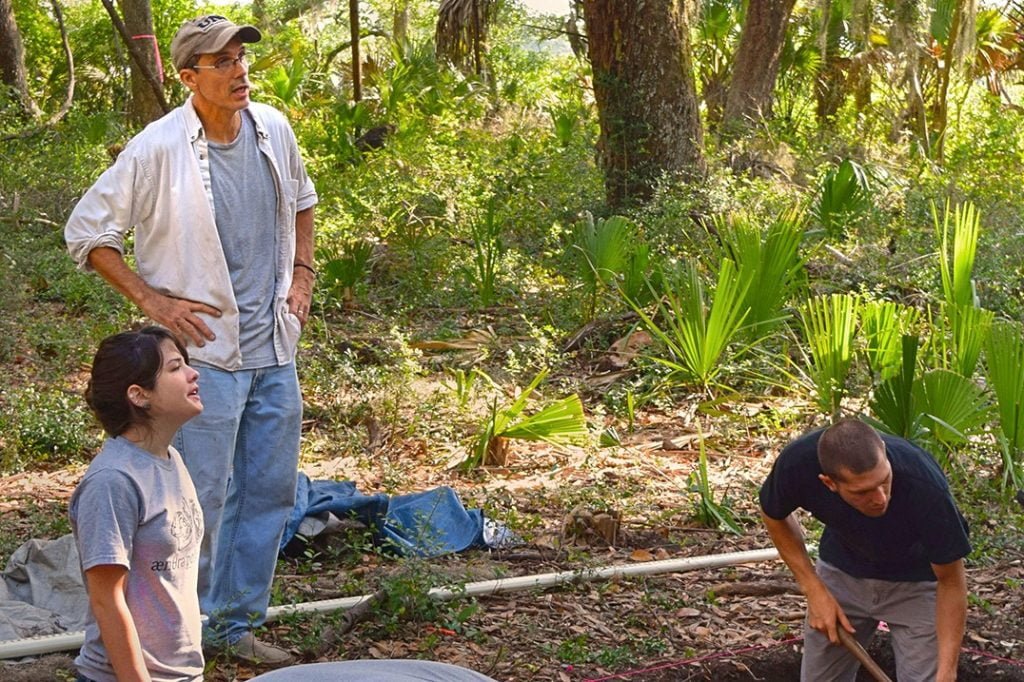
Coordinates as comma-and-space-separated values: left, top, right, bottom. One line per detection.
170, 498, 203, 553
154, 499, 203, 572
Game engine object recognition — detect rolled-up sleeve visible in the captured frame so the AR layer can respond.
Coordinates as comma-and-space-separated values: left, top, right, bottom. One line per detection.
65, 151, 154, 271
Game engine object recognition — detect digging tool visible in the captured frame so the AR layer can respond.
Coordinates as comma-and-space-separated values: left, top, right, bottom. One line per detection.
837, 628, 893, 682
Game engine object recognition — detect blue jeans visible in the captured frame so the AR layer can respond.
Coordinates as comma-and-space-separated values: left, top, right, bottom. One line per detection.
174, 363, 301, 644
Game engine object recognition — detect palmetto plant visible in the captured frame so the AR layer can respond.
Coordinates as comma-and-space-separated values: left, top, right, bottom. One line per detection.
861, 300, 921, 381
262, 45, 309, 108
628, 257, 750, 391
464, 369, 588, 471
572, 213, 635, 320
868, 334, 924, 441
466, 198, 504, 307
319, 240, 375, 309
914, 368, 990, 470
812, 159, 872, 240
984, 320, 1024, 490
712, 207, 807, 339
799, 293, 860, 418
935, 199, 980, 310
941, 303, 994, 378
689, 423, 741, 535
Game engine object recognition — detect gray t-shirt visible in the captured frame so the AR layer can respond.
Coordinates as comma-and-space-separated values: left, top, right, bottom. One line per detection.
208, 112, 279, 369
70, 437, 204, 682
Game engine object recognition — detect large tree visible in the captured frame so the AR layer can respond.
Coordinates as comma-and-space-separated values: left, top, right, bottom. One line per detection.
0, 0, 40, 118
721, 0, 796, 135
118, 0, 162, 124
583, 0, 706, 208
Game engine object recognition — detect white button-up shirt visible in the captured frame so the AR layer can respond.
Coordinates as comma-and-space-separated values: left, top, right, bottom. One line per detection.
65, 97, 318, 370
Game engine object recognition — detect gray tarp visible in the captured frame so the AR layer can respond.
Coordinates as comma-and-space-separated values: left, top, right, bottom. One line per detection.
0, 535, 88, 642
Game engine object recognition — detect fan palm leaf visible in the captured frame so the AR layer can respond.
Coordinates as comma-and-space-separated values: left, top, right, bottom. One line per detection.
632, 257, 751, 390
799, 293, 861, 418
713, 207, 807, 337
935, 199, 980, 310
985, 320, 1024, 453
914, 368, 990, 465
861, 300, 920, 381
868, 334, 924, 440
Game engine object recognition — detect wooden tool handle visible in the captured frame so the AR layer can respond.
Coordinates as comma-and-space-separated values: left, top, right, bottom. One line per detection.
837, 628, 893, 682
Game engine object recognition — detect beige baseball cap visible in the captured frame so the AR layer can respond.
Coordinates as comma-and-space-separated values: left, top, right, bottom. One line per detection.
170, 15, 261, 71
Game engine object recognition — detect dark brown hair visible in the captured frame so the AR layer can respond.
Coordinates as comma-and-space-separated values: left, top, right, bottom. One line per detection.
85, 327, 189, 437
817, 418, 886, 481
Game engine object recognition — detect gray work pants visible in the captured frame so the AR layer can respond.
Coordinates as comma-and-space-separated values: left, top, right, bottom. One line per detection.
801, 560, 938, 682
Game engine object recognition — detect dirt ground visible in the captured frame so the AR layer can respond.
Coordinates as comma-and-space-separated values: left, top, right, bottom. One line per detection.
2, 414, 1023, 681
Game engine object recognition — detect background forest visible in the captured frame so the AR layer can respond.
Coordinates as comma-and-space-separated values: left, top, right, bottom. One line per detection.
1, 0, 1024, 680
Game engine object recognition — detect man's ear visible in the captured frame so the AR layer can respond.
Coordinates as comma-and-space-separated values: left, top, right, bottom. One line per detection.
818, 473, 839, 493
179, 69, 197, 92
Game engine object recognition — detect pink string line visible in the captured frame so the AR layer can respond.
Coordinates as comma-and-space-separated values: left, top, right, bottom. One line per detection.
962, 646, 1024, 668
130, 34, 164, 82
582, 637, 1024, 681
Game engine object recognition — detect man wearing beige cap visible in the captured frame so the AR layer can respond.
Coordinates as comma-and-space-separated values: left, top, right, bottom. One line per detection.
66, 14, 317, 667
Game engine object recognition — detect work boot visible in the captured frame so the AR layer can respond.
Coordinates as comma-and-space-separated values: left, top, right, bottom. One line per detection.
213, 631, 293, 668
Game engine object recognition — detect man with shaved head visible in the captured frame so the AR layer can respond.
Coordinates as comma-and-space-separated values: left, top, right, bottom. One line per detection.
760, 419, 970, 681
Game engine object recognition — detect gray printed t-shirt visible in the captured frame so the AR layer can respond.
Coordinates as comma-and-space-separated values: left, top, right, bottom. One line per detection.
208, 112, 279, 369
70, 437, 204, 682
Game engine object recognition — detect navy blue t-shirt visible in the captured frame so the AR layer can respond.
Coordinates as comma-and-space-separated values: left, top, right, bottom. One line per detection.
759, 428, 971, 581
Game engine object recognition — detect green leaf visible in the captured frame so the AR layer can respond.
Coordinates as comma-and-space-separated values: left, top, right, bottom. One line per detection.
813, 159, 872, 240
634, 257, 751, 389
500, 395, 588, 444
914, 368, 990, 456
934, 199, 980, 310
799, 293, 861, 418
861, 300, 920, 381
712, 206, 807, 338
985, 321, 1024, 453
868, 334, 924, 440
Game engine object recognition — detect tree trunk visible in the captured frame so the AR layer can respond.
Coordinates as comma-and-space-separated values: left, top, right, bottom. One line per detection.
0, 0, 40, 118
350, 0, 362, 102
392, 0, 409, 46
721, 0, 796, 135
118, 0, 162, 125
583, 0, 706, 209
890, 0, 929, 151
813, 0, 848, 125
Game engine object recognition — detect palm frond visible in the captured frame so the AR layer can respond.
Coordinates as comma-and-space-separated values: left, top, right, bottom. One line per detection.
868, 334, 924, 440
713, 206, 807, 337
861, 300, 920, 381
812, 159, 872, 240
914, 368, 990, 464
799, 293, 861, 418
945, 303, 993, 377
934, 198, 980, 310
985, 320, 1024, 453
436, 0, 498, 75
636, 257, 750, 389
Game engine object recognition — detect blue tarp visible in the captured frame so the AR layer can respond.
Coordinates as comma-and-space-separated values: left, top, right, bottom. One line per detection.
281, 474, 487, 557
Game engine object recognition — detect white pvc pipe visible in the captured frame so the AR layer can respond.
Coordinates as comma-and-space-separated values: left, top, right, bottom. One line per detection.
0, 547, 781, 659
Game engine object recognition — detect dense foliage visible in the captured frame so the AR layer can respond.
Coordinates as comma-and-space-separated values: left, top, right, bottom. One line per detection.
2, 0, 1024, 522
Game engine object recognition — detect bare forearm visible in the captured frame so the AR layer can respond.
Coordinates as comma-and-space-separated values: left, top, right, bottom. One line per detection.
93, 600, 150, 681
86, 567, 150, 681
87, 246, 160, 310
294, 207, 315, 269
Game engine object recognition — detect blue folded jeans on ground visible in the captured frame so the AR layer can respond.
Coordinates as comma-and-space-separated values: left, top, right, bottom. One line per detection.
280, 474, 489, 557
